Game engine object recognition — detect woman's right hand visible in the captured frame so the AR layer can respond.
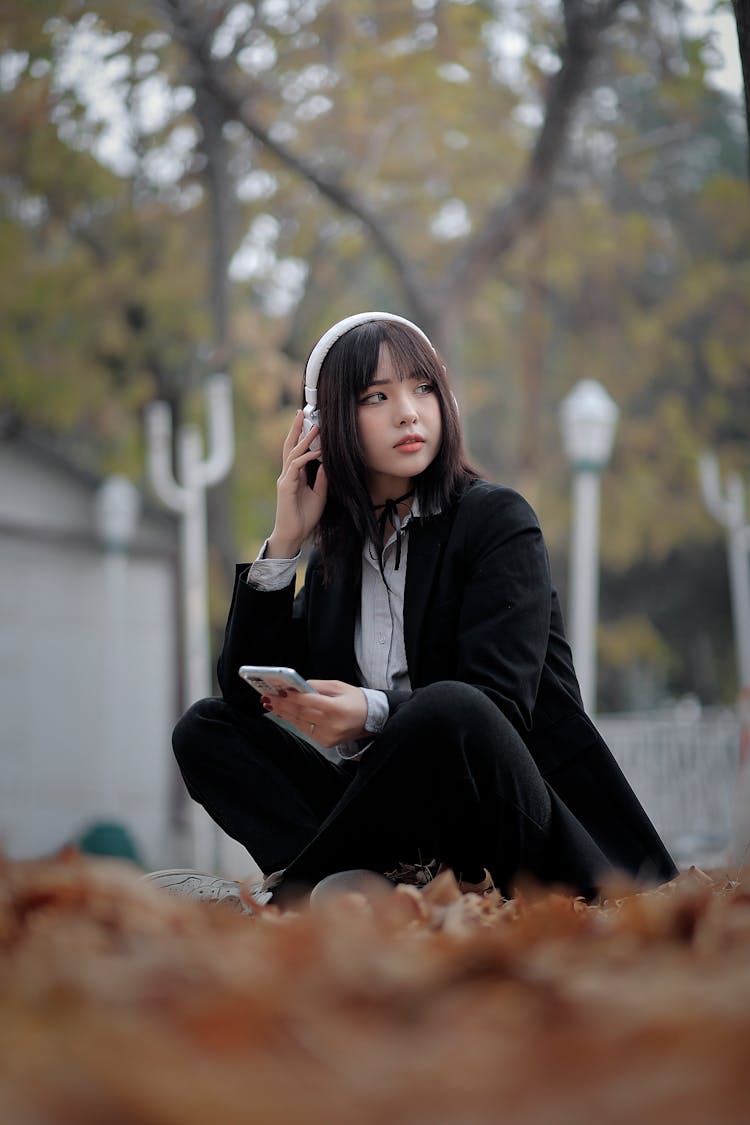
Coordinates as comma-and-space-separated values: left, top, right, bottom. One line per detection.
266, 411, 328, 559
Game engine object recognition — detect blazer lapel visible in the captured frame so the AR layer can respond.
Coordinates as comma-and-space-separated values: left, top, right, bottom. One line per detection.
403, 509, 454, 679
311, 570, 360, 682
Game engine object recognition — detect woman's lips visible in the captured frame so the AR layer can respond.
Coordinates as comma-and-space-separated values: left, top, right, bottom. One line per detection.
394, 435, 424, 450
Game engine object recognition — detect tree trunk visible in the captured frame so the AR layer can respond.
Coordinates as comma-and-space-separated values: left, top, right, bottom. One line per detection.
517, 227, 548, 509
193, 76, 238, 625
732, 0, 750, 177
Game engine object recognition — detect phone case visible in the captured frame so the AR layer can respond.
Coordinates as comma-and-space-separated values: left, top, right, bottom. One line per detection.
239, 666, 313, 696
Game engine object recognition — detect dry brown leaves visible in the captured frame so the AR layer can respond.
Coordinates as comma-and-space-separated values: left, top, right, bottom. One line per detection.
1, 853, 749, 1124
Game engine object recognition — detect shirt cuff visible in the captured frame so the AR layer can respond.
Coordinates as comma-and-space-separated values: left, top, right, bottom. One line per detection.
246, 539, 300, 591
361, 688, 389, 734
336, 689, 387, 761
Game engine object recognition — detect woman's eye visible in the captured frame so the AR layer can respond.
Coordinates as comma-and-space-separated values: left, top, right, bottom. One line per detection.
360, 391, 386, 405
415, 383, 434, 395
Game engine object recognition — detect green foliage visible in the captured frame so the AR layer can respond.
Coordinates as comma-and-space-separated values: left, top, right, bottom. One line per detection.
0, 0, 214, 475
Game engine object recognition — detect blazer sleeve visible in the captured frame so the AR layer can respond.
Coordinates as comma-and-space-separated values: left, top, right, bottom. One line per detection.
216, 563, 310, 713
451, 486, 552, 732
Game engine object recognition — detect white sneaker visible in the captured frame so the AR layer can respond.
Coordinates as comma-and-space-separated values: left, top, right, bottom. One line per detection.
309, 869, 393, 907
142, 868, 273, 911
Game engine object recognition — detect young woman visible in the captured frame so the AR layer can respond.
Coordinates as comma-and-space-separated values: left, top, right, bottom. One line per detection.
161, 311, 676, 907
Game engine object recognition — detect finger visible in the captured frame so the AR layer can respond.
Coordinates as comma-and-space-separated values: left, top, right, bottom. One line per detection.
282, 694, 329, 718
271, 690, 317, 714
279, 703, 334, 732
278, 447, 323, 489
307, 679, 347, 697
289, 424, 319, 460
280, 427, 320, 473
281, 411, 305, 459
289, 443, 322, 468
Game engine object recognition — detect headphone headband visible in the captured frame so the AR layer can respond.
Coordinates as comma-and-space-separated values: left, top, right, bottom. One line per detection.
303, 311, 434, 406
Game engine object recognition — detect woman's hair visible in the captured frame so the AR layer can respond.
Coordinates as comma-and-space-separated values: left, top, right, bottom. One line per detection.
303, 319, 478, 580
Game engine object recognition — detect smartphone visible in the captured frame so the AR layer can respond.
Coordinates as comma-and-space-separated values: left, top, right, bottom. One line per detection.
238, 665, 316, 697
239, 665, 334, 757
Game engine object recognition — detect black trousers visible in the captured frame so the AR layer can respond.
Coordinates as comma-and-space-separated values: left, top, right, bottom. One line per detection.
173, 681, 610, 896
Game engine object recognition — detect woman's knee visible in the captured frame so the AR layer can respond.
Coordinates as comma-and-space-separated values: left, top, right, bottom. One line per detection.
408, 680, 511, 737
172, 696, 225, 767
386, 681, 512, 767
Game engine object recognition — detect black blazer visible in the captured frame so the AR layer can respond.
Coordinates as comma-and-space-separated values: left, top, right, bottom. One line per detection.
218, 480, 677, 884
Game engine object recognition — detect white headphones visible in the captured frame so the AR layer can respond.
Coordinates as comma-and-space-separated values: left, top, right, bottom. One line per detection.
302, 311, 435, 452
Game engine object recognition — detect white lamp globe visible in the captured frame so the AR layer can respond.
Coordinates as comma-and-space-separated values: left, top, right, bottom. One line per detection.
94, 475, 141, 551
559, 380, 619, 471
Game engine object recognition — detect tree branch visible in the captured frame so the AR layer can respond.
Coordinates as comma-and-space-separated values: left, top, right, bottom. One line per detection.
154, 0, 627, 337
154, 0, 434, 326
442, 0, 628, 300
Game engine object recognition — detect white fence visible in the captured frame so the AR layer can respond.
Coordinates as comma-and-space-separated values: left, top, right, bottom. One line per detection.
598, 701, 742, 869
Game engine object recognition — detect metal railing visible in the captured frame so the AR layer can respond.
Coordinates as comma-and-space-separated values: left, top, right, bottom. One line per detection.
597, 701, 741, 868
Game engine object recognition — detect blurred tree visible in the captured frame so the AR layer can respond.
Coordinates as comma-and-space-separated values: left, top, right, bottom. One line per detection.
0, 1, 211, 469
155, 0, 630, 358
731, 0, 750, 168
1, 0, 747, 706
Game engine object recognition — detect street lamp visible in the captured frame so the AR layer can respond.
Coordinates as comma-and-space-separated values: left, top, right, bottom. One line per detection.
145, 375, 234, 713
698, 453, 750, 869
145, 374, 234, 870
699, 453, 750, 694
94, 475, 141, 552
93, 476, 142, 818
559, 380, 619, 715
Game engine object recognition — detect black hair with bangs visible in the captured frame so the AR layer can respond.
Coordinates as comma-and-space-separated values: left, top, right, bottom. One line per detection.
303, 319, 478, 580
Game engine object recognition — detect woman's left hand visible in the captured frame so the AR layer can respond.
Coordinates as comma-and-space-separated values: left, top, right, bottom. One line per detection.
263, 680, 369, 748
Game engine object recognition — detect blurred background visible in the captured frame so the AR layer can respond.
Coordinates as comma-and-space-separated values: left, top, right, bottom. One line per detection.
1, 0, 748, 873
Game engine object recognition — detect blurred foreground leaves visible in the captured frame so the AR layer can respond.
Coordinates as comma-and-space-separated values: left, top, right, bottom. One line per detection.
1, 854, 749, 1123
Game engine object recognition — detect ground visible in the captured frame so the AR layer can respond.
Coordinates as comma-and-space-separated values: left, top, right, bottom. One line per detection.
1, 854, 749, 1123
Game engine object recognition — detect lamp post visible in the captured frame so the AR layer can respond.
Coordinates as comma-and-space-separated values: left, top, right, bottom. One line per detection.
94, 476, 142, 553
93, 476, 142, 816
559, 380, 619, 715
698, 453, 750, 868
698, 453, 750, 694
145, 374, 234, 869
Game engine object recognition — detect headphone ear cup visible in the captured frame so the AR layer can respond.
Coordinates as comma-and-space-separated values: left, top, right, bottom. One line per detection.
302, 404, 321, 454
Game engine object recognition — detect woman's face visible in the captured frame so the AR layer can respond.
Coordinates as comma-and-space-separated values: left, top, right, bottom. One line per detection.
356, 345, 442, 504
